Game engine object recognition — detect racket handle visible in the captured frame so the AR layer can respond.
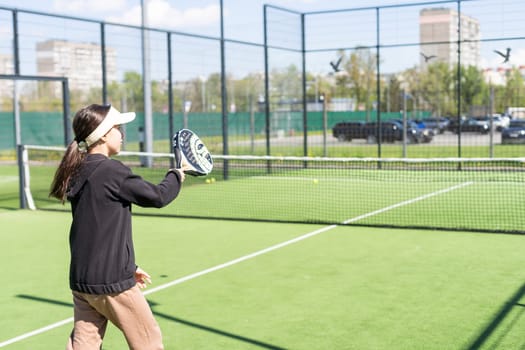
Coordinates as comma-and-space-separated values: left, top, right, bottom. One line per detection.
172, 133, 182, 168
173, 145, 182, 168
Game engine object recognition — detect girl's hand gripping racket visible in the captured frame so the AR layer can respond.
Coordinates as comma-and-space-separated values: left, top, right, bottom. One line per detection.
172, 129, 213, 176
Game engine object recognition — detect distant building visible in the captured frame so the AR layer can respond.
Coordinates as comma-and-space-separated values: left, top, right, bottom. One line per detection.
0, 54, 15, 98
482, 66, 525, 86
330, 98, 356, 112
419, 8, 480, 69
36, 39, 117, 96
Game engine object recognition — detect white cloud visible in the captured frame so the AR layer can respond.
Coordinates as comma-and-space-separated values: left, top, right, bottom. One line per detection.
105, 0, 221, 29
106, 5, 142, 26
52, 0, 128, 14
274, 0, 317, 4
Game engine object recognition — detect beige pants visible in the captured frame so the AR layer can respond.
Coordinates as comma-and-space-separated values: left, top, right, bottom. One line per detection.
66, 285, 163, 350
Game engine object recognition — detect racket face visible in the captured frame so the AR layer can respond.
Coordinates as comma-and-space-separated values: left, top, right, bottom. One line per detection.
173, 129, 213, 176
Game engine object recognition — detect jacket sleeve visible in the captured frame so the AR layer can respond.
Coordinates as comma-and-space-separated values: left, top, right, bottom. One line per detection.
118, 169, 183, 208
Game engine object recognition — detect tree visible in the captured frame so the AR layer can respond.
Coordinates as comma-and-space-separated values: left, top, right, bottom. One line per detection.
234, 72, 265, 112
270, 64, 302, 108
460, 65, 485, 114
121, 71, 144, 112
381, 75, 403, 113
500, 67, 525, 111
418, 61, 454, 116
205, 73, 222, 112
342, 47, 377, 117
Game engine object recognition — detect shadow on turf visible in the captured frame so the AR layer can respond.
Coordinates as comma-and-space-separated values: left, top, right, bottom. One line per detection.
0, 193, 25, 210
0, 206, 21, 211
17, 294, 287, 350
465, 281, 525, 349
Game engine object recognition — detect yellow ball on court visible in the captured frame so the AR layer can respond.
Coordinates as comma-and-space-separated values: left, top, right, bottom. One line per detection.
205, 178, 211, 184
313, 179, 319, 184
211, 177, 216, 183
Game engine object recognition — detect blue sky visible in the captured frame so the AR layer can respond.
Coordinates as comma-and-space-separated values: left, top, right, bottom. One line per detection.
0, 0, 404, 26
0, 0, 405, 42
0, 0, 523, 77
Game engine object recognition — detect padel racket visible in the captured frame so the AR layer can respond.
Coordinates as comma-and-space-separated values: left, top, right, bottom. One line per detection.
173, 129, 213, 176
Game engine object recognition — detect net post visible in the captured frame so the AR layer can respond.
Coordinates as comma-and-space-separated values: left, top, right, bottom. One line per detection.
17, 145, 36, 210
17, 144, 27, 209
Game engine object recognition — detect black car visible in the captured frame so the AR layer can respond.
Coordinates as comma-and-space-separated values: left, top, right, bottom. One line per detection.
391, 119, 434, 143
501, 119, 525, 144
332, 121, 366, 141
332, 120, 427, 143
419, 117, 450, 134
449, 117, 490, 134
362, 122, 393, 143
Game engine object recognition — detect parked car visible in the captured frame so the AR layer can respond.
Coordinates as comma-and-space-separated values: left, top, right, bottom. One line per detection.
332, 121, 366, 141
472, 115, 509, 132
447, 118, 460, 132
419, 117, 450, 134
332, 120, 428, 143
501, 119, 525, 144
489, 115, 510, 131
449, 117, 490, 134
391, 119, 434, 143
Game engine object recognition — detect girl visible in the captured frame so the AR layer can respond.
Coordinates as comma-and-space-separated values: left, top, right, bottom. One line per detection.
50, 104, 186, 349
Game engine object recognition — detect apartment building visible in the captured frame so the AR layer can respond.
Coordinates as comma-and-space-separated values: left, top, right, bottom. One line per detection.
0, 54, 14, 98
36, 39, 117, 96
419, 8, 480, 69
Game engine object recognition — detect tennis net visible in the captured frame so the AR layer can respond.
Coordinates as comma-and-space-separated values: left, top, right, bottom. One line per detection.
20, 145, 525, 234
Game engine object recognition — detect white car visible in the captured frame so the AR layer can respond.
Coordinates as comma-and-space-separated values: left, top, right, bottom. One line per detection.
489, 115, 510, 131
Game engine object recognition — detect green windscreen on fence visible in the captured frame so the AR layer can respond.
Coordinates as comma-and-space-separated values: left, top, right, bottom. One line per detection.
0, 111, 423, 151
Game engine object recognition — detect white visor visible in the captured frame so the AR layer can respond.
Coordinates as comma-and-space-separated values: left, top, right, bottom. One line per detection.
85, 106, 136, 146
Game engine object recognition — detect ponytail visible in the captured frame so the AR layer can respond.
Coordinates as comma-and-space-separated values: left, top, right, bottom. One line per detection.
49, 140, 86, 203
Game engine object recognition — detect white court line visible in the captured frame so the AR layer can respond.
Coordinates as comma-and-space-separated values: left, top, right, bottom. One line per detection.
0, 181, 473, 348
0, 318, 74, 348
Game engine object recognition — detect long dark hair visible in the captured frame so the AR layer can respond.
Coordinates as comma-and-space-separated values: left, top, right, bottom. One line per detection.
49, 104, 111, 202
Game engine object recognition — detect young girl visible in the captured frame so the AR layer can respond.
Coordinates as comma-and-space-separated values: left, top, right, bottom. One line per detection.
50, 104, 186, 349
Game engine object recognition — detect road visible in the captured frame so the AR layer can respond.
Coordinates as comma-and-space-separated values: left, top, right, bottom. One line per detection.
234, 130, 504, 147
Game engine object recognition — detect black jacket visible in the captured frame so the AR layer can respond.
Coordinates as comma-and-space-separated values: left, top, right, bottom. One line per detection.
66, 153, 182, 294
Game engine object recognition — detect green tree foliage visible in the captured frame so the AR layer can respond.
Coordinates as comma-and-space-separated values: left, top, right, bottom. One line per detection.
340, 47, 377, 113
270, 64, 302, 106
418, 61, 454, 116
14, 60, 523, 120
497, 67, 525, 111
381, 75, 403, 113
460, 65, 485, 110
